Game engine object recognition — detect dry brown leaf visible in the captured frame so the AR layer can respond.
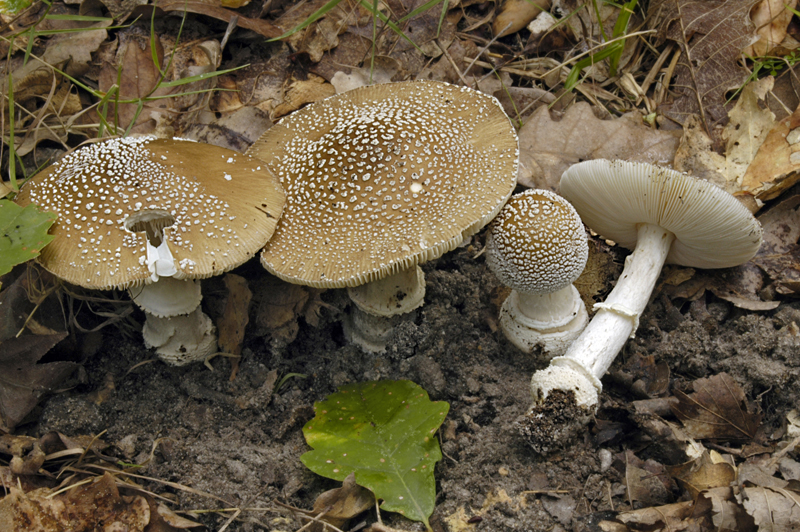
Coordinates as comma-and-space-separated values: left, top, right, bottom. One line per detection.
300, 473, 373, 531
217, 273, 252, 378
179, 107, 274, 153
97, 28, 168, 134
152, 0, 281, 39
0, 473, 150, 531
741, 486, 800, 528
668, 452, 737, 500
517, 103, 680, 190
650, 0, 759, 146
752, 194, 800, 296
255, 276, 310, 343
696, 487, 755, 532
272, 75, 336, 119
623, 450, 674, 506
273, 0, 357, 63
744, 0, 798, 57
671, 373, 762, 442
615, 501, 698, 530
493, 0, 550, 37
741, 104, 800, 202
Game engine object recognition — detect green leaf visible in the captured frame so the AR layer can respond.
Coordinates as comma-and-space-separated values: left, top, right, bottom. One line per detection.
0, 200, 56, 277
301, 380, 449, 530
0, 0, 32, 15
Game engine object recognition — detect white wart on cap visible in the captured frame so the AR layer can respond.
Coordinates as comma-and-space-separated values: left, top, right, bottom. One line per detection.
246, 80, 519, 289
486, 189, 589, 355
529, 160, 762, 416
15, 136, 285, 290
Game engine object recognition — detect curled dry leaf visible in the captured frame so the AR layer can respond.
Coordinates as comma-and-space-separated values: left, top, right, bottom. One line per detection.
744, 0, 798, 57
622, 450, 675, 506
667, 451, 737, 500
298, 473, 373, 532
517, 102, 680, 190
493, 0, 550, 37
615, 501, 697, 530
696, 487, 754, 532
670, 373, 762, 442
272, 75, 336, 119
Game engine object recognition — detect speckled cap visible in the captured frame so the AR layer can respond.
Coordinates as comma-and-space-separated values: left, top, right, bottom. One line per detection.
486, 189, 588, 294
246, 80, 519, 288
15, 136, 285, 289
560, 160, 762, 269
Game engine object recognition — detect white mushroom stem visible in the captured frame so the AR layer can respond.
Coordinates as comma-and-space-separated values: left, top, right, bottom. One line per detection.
532, 223, 675, 407
513, 285, 583, 326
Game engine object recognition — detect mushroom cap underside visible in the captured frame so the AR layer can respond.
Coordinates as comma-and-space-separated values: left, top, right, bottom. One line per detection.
15, 136, 285, 290
560, 159, 762, 269
246, 80, 519, 288
486, 189, 588, 294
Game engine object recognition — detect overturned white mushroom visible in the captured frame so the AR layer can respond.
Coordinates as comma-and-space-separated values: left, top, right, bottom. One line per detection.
524, 160, 762, 450
486, 189, 588, 356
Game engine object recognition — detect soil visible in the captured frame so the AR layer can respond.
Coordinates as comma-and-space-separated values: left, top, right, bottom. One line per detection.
26, 237, 800, 532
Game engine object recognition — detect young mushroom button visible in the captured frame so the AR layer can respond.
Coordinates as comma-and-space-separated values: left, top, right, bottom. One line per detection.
246, 80, 519, 352
14, 136, 285, 365
521, 159, 762, 453
486, 189, 588, 356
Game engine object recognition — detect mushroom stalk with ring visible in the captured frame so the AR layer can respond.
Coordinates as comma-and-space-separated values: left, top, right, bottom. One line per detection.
535, 223, 675, 405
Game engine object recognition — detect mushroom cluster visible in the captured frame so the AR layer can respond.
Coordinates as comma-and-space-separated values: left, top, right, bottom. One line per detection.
522, 159, 762, 452
485, 189, 588, 356
15, 136, 284, 365
246, 80, 519, 351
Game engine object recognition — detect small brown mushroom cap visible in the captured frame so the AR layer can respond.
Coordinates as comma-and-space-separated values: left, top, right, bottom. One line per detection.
486, 189, 588, 294
246, 80, 519, 288
15, 136, 285, 289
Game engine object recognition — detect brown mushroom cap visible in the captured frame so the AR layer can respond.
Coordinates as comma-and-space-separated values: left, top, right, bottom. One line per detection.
486, 189, 588, 294
15, 136, 285, 289
246, 80, 519, 288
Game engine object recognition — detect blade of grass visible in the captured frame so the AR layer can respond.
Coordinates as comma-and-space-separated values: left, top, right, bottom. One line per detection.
267, 0, 345, 42
358, 0, 423, 54
7, 70, 17, 191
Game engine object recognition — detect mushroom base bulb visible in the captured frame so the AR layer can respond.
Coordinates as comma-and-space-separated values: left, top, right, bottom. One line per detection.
143, 307, 217, 366
347, 266, 426, 318
530, 357, 600, 409
343, 309, 412, 354
500, 286, 588, 357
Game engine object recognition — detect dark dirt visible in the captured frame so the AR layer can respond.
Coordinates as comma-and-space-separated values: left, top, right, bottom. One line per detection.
26, 236, 800, 531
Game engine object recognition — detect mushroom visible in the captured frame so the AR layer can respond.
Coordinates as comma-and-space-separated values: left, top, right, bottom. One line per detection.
15, 136, 284, 365
523, 159, 762, 451
485, 189, 588, 356
246, 80, 519, 352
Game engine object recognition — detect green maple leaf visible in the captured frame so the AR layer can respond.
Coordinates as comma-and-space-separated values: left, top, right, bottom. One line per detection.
0, 200, 56, 278
301, 380, 450, 531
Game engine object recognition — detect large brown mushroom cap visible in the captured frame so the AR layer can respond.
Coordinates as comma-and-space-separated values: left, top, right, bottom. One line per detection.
246, 80, 519, 288
15, 136, 284, 289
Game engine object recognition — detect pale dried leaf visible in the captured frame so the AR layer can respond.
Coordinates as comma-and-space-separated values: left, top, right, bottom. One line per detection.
723, 77, 776, 187
741, 487, 800, 529
517, 103, 680, 190
741, 104, 800, 202
615, 501, 697, 529
272, 75, 336, 119
668, 452, 737, 500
